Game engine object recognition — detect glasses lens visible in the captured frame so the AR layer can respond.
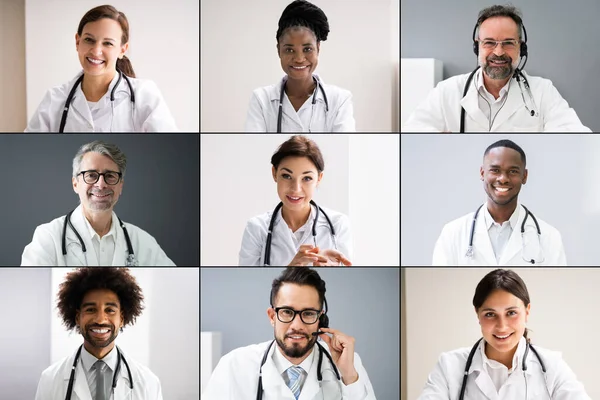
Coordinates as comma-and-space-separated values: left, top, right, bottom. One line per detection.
83, 171, 99, 183
502, 41, 516, 49
105, 172, 120, 184
301, 310, 318, 324
482, 40, 496, 49
278, 308, 295, 323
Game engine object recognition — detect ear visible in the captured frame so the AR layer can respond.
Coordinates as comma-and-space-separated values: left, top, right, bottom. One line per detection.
120, 42, 129, 58
272, 166, 277, 182
525, 303, 530, 322
317, 171, 324, 186
474, 306, 481, 324
276, 43, 281, 59
316, 41, 320, 54
522, 168, 528, 185
267, 307, 276, 326
75, 310, 81, 329
72, 176, 78, 194
480, 166, 484, 181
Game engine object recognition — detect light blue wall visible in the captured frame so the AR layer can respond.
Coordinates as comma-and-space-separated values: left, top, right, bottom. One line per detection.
201, 268, 400, 399
401, 0, 600, 130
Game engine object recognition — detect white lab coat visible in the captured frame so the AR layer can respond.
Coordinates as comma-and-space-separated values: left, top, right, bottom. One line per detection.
239, 203, 352, 266
25, 71, 178, 132
202, 340, 376, 400
402, 69, 590, 132
417, 337, 591, 400
35, 347, 163, 400
21, 204, 176, 266
432, 204, 566, 266
245, 74, 355, 132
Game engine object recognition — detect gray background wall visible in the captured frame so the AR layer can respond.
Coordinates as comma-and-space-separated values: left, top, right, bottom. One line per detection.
401, 0, 599, 130
200, 267, 400, 399
401, 134, 600, 266
0, 134, 199, 266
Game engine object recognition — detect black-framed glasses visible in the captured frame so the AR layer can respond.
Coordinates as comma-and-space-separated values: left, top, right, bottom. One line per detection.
273, 307, 321, 324
78, 170, 122, 185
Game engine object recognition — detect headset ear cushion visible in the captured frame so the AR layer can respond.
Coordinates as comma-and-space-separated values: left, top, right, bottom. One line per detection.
320, 314, 329, 329
520, 42, 528, 58
473, 41, 479, 56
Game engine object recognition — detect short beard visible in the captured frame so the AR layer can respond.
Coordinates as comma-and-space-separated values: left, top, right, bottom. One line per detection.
275, 331, 318, 359
81, 323, 119, 349
479, 55, 519, 80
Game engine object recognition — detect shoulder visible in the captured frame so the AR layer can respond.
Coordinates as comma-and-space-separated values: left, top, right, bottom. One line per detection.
533, 213, 562, 237
217, 341, 271, 370
128, 77, 160, 92
39, 355, 70, 380
129, 357, 162, 386
318, 206, 350, 227
520, 71, 554, 88
436, 72, 473, 90
34, 213, 67, 235
122, 220, 160, 245
320, 82, 352, 102
245, 211, 272, 233
440, 211, 474, 233
251, 83, 279, 103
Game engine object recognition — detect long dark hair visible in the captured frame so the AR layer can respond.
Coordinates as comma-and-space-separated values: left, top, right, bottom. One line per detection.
473, 269, 531, 339
77, 5, 136, 78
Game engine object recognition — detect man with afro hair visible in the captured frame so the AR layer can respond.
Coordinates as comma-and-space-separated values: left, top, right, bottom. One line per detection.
34, 268, 163, 400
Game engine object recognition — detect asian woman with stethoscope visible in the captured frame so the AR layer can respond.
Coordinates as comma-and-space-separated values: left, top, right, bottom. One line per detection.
244, 0, 355, 132
25, 5, 178, 132
418, 269, 591, 400
239, 135, 353, 266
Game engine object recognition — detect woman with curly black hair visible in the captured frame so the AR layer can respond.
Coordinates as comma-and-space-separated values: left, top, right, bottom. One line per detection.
34, 268, 163, 400
245, 0, 355, 132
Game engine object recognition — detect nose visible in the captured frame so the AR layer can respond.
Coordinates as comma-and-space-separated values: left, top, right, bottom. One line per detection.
496, 172, 509, 184
93, 310, 109, 325
492, 44, 506, 57
94, 175, 109, 189
289, 313, 307, 331
90, 43, 103, 57
291, 180, 302, 192
292, 52, 306, 63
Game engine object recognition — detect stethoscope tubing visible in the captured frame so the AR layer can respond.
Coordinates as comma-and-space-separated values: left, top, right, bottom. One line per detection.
277, 76, 329, 133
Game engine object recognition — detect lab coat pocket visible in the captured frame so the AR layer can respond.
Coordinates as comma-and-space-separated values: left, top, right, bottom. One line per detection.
65, 242, 86, 266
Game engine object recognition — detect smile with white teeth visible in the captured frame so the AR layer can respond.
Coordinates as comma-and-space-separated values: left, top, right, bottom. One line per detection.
495, 187, 510, 192
87, 57, 105, 65
91, 328, 110, 333
291, 65, 308, 69
289, 335, 305, 339
494, 333, 512, 339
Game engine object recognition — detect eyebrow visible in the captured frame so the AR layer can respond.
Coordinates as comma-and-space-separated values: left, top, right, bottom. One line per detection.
481, 37, 517, 41
481, 306, 518, 312
488, 164, 521, 169
283, 43, 314, 47
281, 167, 315, 174
81, 302, 120, 309
83, 33, 116, 42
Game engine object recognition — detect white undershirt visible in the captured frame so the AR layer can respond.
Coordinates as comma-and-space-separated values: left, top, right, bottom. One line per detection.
480, 337, 525, 393
476, 70, 511, 129
484, 205, 520, 262
82, 210, 117, 266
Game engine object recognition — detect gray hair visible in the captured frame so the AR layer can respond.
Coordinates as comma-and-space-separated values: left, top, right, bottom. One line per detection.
72, 141, 127, 179
476, 4, 524, 42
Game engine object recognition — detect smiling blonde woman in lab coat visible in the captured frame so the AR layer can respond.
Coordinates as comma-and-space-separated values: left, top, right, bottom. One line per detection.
25, 5, 177, 132
35, 268, 163, 400
244, 0, 355, 132
239, 135, 352, 266
418, 269, 591, 400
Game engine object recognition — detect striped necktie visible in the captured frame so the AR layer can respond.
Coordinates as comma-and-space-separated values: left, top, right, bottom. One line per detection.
91, 360, 109, 400
284, 365, 306, 400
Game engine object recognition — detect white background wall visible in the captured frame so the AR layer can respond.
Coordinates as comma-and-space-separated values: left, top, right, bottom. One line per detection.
200, 134, 399, 266
0, 268, 199, 400
200, 0, 400, 132
0, 0, 26, 131
404, 268, 600, 400
25, 0, 199, 132
401, 134, 600, 266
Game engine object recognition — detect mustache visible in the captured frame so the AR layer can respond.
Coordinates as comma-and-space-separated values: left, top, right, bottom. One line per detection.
88, 324, 113, 329
487, 55, 511, 63
286, 331, 308, 338
88, 190, 113, 195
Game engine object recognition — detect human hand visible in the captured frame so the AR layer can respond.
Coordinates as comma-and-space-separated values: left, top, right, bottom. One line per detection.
312, 249, 352, 266
316, 327, 358, 384
288, 245, 328, 266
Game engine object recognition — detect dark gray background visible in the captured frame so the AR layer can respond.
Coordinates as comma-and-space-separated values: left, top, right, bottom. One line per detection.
200, 267, 400, 400
401, 0, 600, 131
0, 134, 199, 266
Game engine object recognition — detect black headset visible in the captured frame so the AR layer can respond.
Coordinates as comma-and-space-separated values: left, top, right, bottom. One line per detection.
460, 15, 530, 132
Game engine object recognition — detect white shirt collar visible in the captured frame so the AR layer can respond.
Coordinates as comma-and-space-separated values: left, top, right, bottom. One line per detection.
272, 340, 316, 377
479, 335, 526, 373
80, 344, 119, 373
483, 203, 520, 230
81, 207, 117, 241
476, 68, 511, 99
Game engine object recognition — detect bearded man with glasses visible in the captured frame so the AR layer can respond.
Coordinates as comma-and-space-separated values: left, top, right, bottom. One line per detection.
21, 140, 175, 266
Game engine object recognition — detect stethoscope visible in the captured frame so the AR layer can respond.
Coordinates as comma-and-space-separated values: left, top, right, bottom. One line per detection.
459, 337, 550, 400
264, 200, 337, 266
277, 75, 329, 132
62, 208, 138, 266
66, 344, 134, 400
59, 69, 136, 133
466, 204, 543, 264
256, 339, 341, 400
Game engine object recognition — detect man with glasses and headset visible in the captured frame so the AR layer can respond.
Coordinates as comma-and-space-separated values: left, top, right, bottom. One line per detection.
403, 4, 590, 132
202, 267, 376, 400
21, 140, 175, 266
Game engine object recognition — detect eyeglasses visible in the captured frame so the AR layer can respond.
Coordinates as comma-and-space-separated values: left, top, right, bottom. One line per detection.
478, 39, 519, 50
78, 170, 122, 185
273, 307, 321, 324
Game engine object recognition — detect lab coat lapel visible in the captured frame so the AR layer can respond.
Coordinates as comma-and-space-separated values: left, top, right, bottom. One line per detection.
470, 352, 498, 400
473, 204, 497, 265
110, 212, 128, 266
499, 205, 525, 265
72, 358, 93, 400
113, 361, 133, 399
298, 350, 320, 400
488, 78, 523, 130
261, 354, 296, 399
71, 205, 99, 266
460, 73, 490, 131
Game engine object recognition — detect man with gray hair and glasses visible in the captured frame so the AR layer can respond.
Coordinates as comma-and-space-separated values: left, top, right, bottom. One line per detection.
21, 140, 175, 266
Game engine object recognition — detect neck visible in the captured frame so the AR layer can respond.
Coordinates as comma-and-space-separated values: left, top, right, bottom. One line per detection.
482, 72, 511, 100
83, 208, 113, 238
485, 341, 517, 369
486, 199, 518, 224
277, 342, 314, 365
83, 340, 115, 360
82, 70, 116, 101
281, 204, 311, 232
285, 76, 316, 98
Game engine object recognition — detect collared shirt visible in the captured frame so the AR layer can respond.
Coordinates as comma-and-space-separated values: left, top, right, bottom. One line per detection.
476, 69, 512, 128
287, 205, 316, 248
483, 205, 520, 262
480, 336, 526, 393
272, 342, 316, 378
82, 208, 117, 266
80, 345, 118, 399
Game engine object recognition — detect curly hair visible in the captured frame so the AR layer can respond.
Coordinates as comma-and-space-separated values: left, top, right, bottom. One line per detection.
276, 0, 330, 43
56, 268, 144, 332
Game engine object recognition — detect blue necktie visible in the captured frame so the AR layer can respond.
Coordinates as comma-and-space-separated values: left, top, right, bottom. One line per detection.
285, 366, 305, 400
